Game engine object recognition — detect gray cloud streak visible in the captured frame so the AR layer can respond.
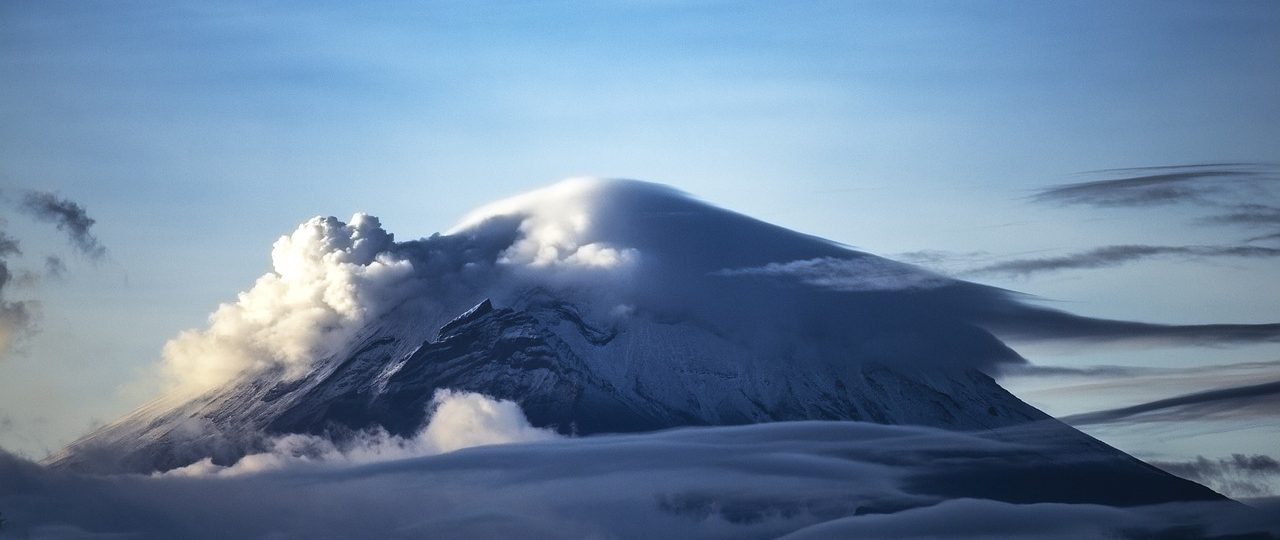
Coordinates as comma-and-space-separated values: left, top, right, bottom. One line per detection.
998, 359, 1280, 379
1247, 232, 1280, 243
964, 244, 1280, 277
1032, 169, 1256, 207
1061, 379, 1280, 426
979, 303, 1280, 347
20, 191, 106, 259
1032, 163, 1275, 208
1032, 164, 1280, 247
0, 231, 32, 357
1202, 204, 1280, 227
1151, 455, 1280, 498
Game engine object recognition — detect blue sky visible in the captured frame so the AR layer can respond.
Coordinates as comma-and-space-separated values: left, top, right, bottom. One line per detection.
1, 0, 1278, 482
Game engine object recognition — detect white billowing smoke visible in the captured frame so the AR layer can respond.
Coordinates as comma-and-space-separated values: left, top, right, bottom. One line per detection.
157, 180, 650, 395
161, 214, 416, 394
165, 389, 559, 476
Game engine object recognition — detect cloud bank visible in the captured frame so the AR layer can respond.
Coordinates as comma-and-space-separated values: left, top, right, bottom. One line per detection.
2, 421, 1276, 539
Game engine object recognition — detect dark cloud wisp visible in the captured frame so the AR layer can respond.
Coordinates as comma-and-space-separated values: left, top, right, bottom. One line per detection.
0, 191, 105, 356
964, 244, 1280, 277
0, 231, 32, 356
1152, 454, 1280, 499
1031, 164, 1273, 208
1202, 204, 1280, 227
1032, 163, 1280, 246
20, 191, 106, 259
1061, 379, 1280, 426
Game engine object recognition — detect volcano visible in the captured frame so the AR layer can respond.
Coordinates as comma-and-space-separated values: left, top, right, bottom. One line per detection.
47, 179, 1230, 506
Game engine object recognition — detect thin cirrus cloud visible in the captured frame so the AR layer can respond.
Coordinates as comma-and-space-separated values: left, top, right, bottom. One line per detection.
974, 306, 1280, 347
901, 163, 1280, 279
1031, 163, 1274, 209
961, 244, 1280, 277
998, 359, 1280, 379
1032, 163, 1280, 240
1247, 232, 1280, 243
1061, 379, 1280, 426
1202, 203, 1280, 227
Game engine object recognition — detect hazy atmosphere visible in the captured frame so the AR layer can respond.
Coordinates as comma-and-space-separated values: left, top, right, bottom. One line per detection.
2, 1, 1279, 537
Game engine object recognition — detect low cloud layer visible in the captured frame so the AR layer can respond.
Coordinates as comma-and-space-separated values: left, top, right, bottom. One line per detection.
1, 421, 1276, 539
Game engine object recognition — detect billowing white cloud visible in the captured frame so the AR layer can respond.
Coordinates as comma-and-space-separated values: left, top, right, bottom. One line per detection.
161, 214, 417, 394
420, 389, 561, 453
163, 389, 557, 477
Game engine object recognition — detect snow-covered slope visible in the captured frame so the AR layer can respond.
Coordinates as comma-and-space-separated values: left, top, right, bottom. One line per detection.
41, 179, 1233, 504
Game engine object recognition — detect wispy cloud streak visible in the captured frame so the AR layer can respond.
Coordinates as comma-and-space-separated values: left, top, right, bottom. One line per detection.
964, 244, 1280, 277
1032, 164, 1273, 208
19, 191, 106, 259
1151, 454, 1280, 498
1032, 163, 1280, 246
1062, 379, 1280, 426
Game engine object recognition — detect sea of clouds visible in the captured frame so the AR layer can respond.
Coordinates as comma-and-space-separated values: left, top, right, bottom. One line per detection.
3, 411, 1277, 539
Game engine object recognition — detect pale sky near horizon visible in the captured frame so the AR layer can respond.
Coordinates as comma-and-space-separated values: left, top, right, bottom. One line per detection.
2, 0, 1278, 490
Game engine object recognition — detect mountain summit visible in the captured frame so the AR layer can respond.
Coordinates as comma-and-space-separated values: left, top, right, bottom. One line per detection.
47, 179, 1227, 504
